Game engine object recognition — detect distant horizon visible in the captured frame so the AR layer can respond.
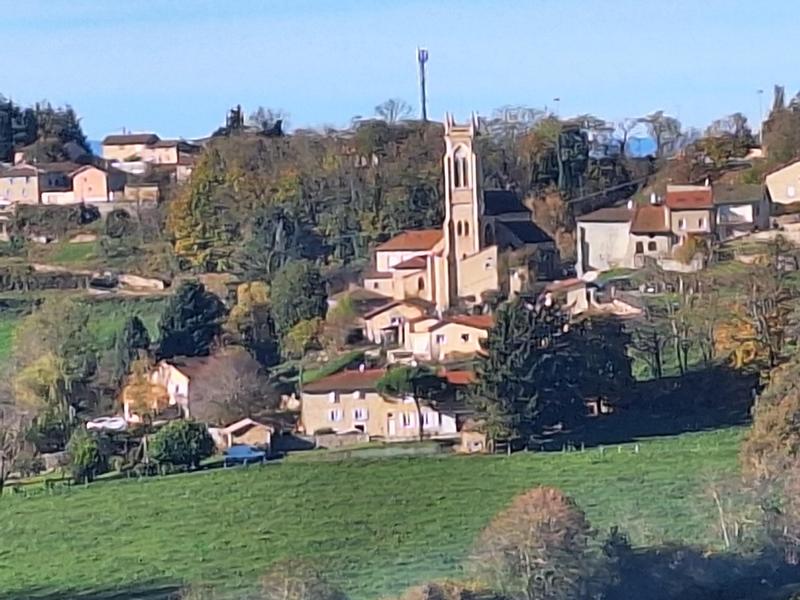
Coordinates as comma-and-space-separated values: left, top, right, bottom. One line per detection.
2, 0, 796, 140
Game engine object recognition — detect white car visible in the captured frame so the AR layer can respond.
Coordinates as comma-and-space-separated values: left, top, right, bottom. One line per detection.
86, 417, 128, 432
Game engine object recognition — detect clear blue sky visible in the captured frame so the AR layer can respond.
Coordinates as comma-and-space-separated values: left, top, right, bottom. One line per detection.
1, 0, 795, 139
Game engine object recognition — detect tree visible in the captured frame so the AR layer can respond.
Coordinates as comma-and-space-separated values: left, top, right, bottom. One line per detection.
377, 365, 446, 441
271, 261, 327, 335
282, 318, 324, 360
112, 316, 151, 386
105, 209, 135, 239
67, 428, 107, 483
471, 486, 599, 600
375, 99, 412, 124
158, 281, 227, 359
468, 300, 567, 443
0, 410, 26, 496
148, 420, 215, 469
225, 281, 279, 366
323, 294, 358, 351
260, 558, 347, 600
638, 111, 682, 158
122, 358, 170, 423
194, 354, 276, 425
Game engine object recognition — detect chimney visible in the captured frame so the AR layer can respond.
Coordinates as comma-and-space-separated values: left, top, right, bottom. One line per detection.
627, 199, 634, 210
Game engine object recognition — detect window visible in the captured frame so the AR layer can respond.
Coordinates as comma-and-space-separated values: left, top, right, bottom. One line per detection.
457, 221, 463, 236
423, 412, 438, 428
699, 217, 706, 229
435, 334, 446, 344
328, 391, 339, 404
373, 282, 379, 290
484, 223, 495, 245
418, 277, 425, 291
647, 241, 657, 251
328, 409, 342, 422
635, 241, 644, 254
401, 413, 415, 428
464, 222, 470, 236
453, 147, 469, 189
678, 218, 686, 230
461, 333, 470, 343
353, 407, 368, 421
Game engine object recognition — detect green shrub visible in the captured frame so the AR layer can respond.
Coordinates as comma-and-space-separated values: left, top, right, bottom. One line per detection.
149, 420, 215, 469
14, 203, 100, 239
105, 208, 134, 239
67, 428, 108, 483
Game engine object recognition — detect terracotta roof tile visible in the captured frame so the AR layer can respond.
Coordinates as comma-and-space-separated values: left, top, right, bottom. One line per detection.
630, 204, 671, 234
430, 314, 494, 332
376, 229, 442, 251
362, 269, 393, 280
302, 368, 386, 393
441, 370, 475, 386
665, 188, 713, 210
394, 256, 428, 269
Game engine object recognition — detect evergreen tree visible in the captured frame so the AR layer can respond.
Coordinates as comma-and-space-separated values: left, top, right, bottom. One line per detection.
112, 316, 151, 386
468, 300, 567, 442
271, 260, 327, 335
158, 281, 227, 359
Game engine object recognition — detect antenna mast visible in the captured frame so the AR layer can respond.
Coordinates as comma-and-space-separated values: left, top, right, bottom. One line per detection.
417, 47, 429, 122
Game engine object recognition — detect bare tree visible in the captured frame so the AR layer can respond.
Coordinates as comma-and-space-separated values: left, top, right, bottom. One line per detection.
374, 99, 412, 124
0, 410, 26, 496
639, 111, 682, 158
261, 559, 346, 600
195, 358, 278, 426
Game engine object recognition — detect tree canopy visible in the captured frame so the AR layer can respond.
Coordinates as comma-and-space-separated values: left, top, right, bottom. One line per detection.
158, 281, 227, 359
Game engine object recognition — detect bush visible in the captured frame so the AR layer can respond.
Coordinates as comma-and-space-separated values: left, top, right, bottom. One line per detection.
12, 452, 44, 478
105, 209, 135, 239
67, 428, 108, 483
149, 420, 215, 469
14, 203, 100, 239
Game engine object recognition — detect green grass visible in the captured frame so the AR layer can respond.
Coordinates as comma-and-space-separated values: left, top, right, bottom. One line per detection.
39, 241, 98, 266
0, 427, 743, 599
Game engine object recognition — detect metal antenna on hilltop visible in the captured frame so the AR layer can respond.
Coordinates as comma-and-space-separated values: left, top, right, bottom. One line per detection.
417, 47, 429, 122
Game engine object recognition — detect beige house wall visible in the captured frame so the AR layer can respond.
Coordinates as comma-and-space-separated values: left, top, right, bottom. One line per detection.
73, 167, 109, 203
0, 174, 39, 203
103, 143, 149, 162
628, 233, 672, 261
124, 184, 160, 203
141, 146, 179, 164
429, 322, 488, 361
301, 389, 456, 439
363, 277, 394, 296
576, 221, 631, 276
457, 245, 498, 301
670, 209, 713, 236
396, 269, 433, 302
364, 303, 426, 344
376, 248, 439, 272
41, 191, 75, 205
229, 425, 272, 448
766, 162, 800, 205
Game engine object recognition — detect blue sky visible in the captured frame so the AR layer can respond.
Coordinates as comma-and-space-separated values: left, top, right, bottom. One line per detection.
1, 0, 796, 139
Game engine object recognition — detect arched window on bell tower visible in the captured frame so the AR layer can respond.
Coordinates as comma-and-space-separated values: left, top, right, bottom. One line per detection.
453, 146, 469, 189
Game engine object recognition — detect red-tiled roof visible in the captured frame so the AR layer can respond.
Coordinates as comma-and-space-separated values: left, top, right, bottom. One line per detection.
362, 269, 393, 280
394, 256, 428, 270
376, 229, 442, 251
630, 204, 671, 234
577, 206, 633, 223
442, 370, 475, 386
302, 368, 386, 393
430, 314, 494, 332
665, 188, 713, 210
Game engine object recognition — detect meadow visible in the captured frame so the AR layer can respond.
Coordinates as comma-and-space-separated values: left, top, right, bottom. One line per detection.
0, 427, 743, 599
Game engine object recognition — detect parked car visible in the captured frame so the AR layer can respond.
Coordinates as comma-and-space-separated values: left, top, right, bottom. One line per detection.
223, 445, 267, 467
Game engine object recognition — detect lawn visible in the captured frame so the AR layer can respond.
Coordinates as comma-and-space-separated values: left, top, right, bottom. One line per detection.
0, 427, 743, 599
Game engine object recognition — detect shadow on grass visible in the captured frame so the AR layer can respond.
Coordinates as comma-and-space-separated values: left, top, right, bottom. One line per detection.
538, 364, 758, 450
0, 582, 182, 600
606, 543, 800, 600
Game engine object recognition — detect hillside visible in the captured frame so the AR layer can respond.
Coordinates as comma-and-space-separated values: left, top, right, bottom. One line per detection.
0, 428, 742, 599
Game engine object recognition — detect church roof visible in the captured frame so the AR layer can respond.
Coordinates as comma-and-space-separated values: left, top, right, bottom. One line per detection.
376, 229, 443, 251
394, 256, 428, 270
483, 190, 528, 216
496, 221, 553, 246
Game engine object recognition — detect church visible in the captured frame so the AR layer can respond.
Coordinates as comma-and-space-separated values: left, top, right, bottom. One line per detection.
358, 114, 557, 361
362, 114, 556, 314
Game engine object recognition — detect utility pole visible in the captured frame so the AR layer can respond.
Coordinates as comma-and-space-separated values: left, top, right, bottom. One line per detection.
417, 47, 429, 122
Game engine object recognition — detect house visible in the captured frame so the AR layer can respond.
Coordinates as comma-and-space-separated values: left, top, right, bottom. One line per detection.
300, 367, 473, 440
71, 165, 126, 203
122, 347, 264, 425
404, 314, 493, 362
665, 184, 714, 239
102, 133, 160, 162
766, 160, 800, 206
0, 163, 75, 204
363, 299, 431, 346
211, 418, 274, 451
713, 183, 770, 240
576, 206, 633, 276
360, 114, 556, 313
542, 278, 592, 315
629, 203, 674, 267
124, 182, 160, 204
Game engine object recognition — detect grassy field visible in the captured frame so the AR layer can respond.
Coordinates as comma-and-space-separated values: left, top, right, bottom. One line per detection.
0, 294, 167, 360
0, 427, 743, 599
